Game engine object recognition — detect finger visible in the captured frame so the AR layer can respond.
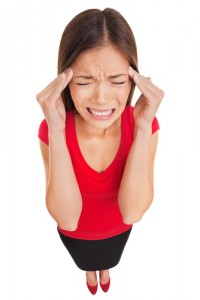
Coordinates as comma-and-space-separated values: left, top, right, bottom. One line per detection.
134, 77, 157, 99
129, 67, 164, 99
41, 71, 72, 103
38, 72, 64, 97
129, 66, 151, 82
129, 67, 150, 86
61, 68, 73, 84
129, 66, 164, 102
37, 68, 73, 102
48, 68, 73, 97
46, 68, 73, 93
129, 66, 161, 96
128, 66, 139, 80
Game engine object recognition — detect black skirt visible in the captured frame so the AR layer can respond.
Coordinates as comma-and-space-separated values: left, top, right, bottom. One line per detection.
57, 227, 132, 271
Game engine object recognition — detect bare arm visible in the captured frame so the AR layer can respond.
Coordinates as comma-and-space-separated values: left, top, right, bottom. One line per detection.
37, 69, 82, 231
118, 128, 158, 224
40, 133, 82, 232
118, 67, 164, 224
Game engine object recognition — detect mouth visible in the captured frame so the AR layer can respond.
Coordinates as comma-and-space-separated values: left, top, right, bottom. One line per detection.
87, 108, 115, 119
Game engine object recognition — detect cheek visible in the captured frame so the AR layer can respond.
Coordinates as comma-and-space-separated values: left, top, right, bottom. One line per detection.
114, 84, 131, 103
69, 82, 78, 99
69, 82, 131, 104
69, 83, 89, 103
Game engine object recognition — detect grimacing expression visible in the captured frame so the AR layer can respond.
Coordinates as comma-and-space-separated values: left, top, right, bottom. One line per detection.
69, 45, 132, 130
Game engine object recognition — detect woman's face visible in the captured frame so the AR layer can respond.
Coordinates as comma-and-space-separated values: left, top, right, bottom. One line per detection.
69, 44, 131, 131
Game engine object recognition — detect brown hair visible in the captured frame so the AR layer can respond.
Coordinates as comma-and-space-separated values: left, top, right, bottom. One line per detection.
58, 8, 138, 111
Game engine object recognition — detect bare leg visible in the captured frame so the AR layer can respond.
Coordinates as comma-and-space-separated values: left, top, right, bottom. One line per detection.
99, 269, 110, 284
86, 271, 98, 286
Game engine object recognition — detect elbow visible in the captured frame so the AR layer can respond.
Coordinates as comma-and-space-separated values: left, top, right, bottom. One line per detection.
121, 195, 154, 225
49, 209, 79, 232
45, 196, 81, 232
123, 213, 143, 225
58, 223, 78, 232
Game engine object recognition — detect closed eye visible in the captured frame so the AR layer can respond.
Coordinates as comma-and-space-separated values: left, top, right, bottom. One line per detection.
112, 81, 126, 85
76, 81, 126, 86
76, 83, 92, 86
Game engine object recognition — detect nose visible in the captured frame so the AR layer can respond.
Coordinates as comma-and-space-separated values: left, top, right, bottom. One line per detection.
93, 83, 109, 105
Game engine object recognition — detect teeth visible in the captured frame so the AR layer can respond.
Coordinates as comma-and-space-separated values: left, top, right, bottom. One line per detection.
89, 108, 113, 116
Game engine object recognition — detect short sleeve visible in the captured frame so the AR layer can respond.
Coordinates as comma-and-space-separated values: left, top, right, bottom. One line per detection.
38, 119, 49, 145
152, 116, 160, 134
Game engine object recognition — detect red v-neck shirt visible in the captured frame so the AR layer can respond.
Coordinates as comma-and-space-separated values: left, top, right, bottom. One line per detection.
38, 105, 160, 240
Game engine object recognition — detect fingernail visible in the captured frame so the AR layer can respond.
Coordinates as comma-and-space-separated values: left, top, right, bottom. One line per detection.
66, 67, 72, 73
62, 68, 72, 77
129, 66, 134, 76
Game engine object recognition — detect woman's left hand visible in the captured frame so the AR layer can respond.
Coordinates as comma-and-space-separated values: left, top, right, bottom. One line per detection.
129, 66, 164, 132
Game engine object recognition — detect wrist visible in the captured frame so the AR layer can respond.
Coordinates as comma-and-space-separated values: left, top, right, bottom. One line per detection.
49, 130, 66, 140
134, 126, 152, 137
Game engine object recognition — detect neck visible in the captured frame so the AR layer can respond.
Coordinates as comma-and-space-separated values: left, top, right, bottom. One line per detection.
75, 115, 121, 139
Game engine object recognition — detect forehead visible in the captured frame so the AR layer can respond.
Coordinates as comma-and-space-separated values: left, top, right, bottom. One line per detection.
72, 45, 129, 74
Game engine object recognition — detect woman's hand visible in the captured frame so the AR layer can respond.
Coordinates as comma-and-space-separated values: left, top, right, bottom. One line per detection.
36, 68, 73, 133
129, 66, 164, 132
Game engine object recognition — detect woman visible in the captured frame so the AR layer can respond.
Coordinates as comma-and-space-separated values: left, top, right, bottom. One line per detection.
37, 8, 164, 295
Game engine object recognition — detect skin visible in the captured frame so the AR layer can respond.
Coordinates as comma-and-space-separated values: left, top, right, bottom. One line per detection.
68, 45, 132, 173
37, 44, 164, 288
69, 45, 131, 134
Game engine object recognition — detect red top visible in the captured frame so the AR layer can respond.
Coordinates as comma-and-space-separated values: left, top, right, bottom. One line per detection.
38, 105, 160, 240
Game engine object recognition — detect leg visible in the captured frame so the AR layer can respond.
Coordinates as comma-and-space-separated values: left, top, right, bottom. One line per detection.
86, 271, 98, 286
99, 269, 110, 284
99, 269, 111, 293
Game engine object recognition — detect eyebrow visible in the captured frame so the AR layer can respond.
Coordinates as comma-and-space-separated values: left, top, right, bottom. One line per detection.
74, 74, 128, 79
108, 74, 128, 79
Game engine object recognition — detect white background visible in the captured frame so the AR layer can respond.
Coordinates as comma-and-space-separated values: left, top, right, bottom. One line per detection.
1, 0, 200, 299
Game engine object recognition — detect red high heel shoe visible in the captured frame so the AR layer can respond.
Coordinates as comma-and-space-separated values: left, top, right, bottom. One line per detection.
86, 274, 98, 295
86, 281, 98, 295
99, 272, 111, 292
100, 278, 110, 292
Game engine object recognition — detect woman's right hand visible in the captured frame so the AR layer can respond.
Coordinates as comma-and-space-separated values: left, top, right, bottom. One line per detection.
36, 68, 73, 133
